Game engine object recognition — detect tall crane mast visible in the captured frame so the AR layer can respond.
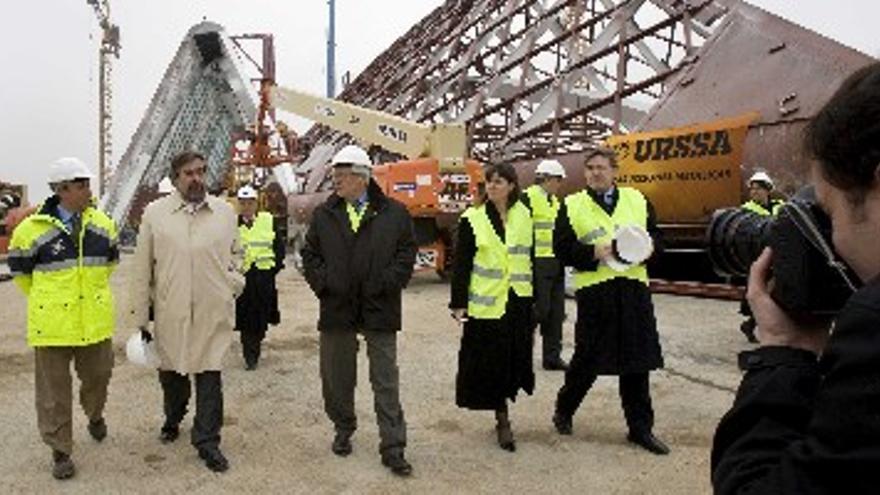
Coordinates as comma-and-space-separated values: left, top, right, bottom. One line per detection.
87, 0, 120, 196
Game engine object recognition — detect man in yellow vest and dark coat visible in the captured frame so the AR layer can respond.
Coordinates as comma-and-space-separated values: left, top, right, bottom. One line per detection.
521, 159, 568, 371
737, 170, 784, 342
301, 144, 417, 476
551, 146, 670, 455
234, 185, 284, 370
8, 157, 118, 480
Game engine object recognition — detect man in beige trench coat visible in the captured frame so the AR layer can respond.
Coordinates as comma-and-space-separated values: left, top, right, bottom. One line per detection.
130, 150, 244, 473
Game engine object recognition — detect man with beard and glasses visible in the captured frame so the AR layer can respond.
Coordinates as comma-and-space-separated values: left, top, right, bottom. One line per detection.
130, 150, 244, 473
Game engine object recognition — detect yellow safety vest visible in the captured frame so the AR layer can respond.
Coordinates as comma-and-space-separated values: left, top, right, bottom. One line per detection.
8, 199, 118, 347
565, 188, 649, 290
741, 199, 783, 216
346, 201, 369, 232
239, 211, 276, 271
525, 184, 559, 258
463, 202, 533, 319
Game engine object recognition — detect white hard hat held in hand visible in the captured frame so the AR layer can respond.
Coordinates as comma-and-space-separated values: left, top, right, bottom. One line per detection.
535, 159, 567, 178
237, 185, 258, 200
607, 225, 654, 272
126, 332, 160, 367
48, 157, 95, 183
748, 171, 774, 189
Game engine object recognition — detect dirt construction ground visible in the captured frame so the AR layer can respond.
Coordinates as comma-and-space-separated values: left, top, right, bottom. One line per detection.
0, 255, 753, 494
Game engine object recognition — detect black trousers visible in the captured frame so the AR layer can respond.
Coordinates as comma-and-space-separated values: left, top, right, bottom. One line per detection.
556, 371, 654, 435
240, 331, 264, 366
158, 370, 223, 450
533, 258, 566, 362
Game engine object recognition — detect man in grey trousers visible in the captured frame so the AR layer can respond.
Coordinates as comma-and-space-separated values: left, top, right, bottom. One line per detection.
301, 145, 417, 476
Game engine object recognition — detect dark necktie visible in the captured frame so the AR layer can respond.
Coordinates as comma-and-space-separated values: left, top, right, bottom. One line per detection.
70, 213, 82, 249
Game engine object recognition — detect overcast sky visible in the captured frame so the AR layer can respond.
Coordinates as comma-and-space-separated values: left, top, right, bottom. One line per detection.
1, 0, 877, 201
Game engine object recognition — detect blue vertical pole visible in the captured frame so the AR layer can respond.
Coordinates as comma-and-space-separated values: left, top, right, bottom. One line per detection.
327, 0, 336, 98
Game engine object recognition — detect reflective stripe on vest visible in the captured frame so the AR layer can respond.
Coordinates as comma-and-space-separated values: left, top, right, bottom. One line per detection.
741, 199, 783, 216
525, 185, 559, 258
8, 204, 118, 347
239, 211, 276, 271
346, 201, 369, 232
464, 202, 533, 319
565, 188, 649, 289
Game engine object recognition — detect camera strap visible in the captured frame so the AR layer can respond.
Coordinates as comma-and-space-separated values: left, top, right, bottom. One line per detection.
782, 202, 859, 292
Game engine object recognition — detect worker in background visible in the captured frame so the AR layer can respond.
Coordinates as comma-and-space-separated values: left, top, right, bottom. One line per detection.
741, 170, 784, 216
738, 170, 785, 342
130, 151, 244, 473
450, 162, 535, 452
234, 185, 284, 370
8, 157, 118, 480
552, 146, 670, 455
521, 159, 569, 371
301, 144, 417, 477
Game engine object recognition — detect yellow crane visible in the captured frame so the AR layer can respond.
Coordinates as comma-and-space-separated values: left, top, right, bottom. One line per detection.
86, 0, 121, 196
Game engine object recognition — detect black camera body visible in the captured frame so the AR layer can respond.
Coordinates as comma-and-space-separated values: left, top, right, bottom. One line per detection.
707, 187, 859, 317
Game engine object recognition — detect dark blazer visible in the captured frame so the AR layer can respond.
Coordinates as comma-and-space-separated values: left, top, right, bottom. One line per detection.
301, 180, 416, 332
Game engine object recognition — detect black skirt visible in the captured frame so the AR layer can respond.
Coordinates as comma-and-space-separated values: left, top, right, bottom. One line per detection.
235, 268, 276, 336
455, 291, 535, 410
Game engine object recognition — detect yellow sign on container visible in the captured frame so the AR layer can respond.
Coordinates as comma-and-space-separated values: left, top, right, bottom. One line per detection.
605, 112, 758, 223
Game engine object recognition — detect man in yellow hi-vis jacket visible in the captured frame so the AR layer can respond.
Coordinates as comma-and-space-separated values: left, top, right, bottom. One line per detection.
8, 157, 118, 480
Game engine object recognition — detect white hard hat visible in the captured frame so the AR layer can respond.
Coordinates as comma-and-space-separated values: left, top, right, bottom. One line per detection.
748, 171, 774, 189
125, 332, 160, 367
535, 159, 566, 178
607, 225, 654, 272
237, 185, 258, 199
157, 177, 174, 194
331, 145, 372, 168
48, 157, 95, 183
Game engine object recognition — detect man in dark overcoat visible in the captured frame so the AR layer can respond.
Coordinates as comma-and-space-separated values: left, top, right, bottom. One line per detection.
301, 144, 417, 476
551, 146, 669, 455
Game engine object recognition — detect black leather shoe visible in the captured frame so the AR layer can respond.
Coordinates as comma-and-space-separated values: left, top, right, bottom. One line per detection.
381, 452, 413, 477
553, 413, 573, 435
331, 432, 353, 457
627, 431, 670, 455
52, 450, 75, 480
159, 425, 180, 444
543, 358, 569, 371
245, 361, 257, 371
198, 447, 230, 472
88, 417, 107, 442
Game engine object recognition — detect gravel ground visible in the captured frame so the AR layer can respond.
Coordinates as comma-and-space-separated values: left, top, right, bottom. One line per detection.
0, 255, 754, 493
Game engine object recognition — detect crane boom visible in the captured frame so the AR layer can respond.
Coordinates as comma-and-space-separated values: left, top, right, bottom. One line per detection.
271, 86, 468, 170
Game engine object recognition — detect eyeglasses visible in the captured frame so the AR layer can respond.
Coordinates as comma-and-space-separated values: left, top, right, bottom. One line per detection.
331, 171, 355, 181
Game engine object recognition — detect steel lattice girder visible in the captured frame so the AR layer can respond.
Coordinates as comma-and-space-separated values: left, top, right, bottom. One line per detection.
301, 0, 727, 174
101, 21, 257, 227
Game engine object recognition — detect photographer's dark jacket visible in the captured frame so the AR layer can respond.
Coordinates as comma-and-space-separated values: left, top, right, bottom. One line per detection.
301, 180, 416, 332
711, 276, 880, 494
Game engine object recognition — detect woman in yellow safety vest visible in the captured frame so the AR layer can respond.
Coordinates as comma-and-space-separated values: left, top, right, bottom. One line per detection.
449, 162, 534, 452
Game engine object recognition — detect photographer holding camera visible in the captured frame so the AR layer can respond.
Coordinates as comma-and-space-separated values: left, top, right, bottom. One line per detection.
711, 63, 880, 493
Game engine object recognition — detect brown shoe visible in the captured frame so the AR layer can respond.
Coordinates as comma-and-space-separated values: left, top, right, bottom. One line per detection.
52, 451, 75, 480
495, 420, 516, 452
